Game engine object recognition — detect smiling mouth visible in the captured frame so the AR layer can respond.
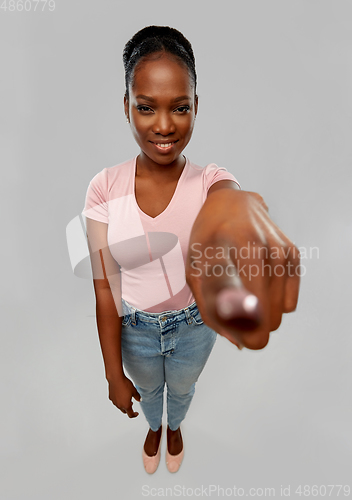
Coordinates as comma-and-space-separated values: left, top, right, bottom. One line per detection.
151, 140, 178, 146
150, 140, 179, 152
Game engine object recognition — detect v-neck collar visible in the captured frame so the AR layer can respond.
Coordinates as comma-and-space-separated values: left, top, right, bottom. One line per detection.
132, 155, 189, 223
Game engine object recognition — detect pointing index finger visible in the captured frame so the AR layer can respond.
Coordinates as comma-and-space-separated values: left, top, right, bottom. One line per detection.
201, 238, 264, 330
216, 285, 262, 330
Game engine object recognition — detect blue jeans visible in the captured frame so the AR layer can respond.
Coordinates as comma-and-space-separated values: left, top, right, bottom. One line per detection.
120, 298, 217, 432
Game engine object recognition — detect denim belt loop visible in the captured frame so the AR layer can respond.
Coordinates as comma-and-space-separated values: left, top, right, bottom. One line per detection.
131, 307, 137, 326
183, 306, 193, 325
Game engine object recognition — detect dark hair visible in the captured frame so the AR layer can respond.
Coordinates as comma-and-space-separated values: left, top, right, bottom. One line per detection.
123, 25, 197, 99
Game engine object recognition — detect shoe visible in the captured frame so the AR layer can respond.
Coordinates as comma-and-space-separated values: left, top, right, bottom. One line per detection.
166, 448, 184, 473
142, 427, 163, 474
166, 426, 184, 473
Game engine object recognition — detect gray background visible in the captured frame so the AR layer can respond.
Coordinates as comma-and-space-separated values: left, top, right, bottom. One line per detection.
1, 0, 351, 499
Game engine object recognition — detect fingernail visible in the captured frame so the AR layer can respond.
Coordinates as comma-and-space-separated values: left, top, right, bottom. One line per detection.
216, 288, 251, 318
216, 288, 259, 321
242, 294, 259, 313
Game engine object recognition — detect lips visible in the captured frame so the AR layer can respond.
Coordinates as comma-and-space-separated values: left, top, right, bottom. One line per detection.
150, 140, 179, 153
153, 142, 174, 148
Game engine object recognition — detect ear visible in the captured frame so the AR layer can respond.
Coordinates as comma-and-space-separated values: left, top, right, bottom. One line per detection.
194, 94, 198, 117
124, 94, 129, 121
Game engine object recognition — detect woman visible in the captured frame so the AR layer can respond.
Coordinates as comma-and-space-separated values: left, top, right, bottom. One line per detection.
82, 25, 300, 474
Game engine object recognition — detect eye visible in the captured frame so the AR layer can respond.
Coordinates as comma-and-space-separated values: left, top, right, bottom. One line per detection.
175, 105, 190, 113
137, 105, 153, 113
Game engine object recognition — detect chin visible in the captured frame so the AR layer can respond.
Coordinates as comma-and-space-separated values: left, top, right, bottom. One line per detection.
146, 150, 180, 165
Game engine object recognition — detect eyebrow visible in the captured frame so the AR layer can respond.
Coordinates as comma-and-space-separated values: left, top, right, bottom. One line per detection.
136, 94, 191, 103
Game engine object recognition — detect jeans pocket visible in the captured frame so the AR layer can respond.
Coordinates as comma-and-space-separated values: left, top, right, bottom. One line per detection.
122, 314, 132, 327
191, 309, 204, 325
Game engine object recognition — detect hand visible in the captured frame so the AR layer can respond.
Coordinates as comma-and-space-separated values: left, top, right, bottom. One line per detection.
186, 189, 300, 350
108, 374, 141, 418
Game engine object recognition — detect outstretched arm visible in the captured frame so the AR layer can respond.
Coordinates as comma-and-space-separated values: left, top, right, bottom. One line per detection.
186, 182, 300, 350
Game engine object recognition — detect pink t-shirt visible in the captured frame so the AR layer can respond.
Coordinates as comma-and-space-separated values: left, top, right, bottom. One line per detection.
82, 155, 240, 312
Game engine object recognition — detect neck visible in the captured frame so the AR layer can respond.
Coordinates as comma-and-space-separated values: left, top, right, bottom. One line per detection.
136, 153, 186, 179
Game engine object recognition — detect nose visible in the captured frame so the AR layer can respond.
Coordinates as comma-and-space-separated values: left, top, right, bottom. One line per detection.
152, 111, 176, 136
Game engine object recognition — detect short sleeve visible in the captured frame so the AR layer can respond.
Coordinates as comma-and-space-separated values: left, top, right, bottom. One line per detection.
203, 163, 241, 193
81, 168, 109, 223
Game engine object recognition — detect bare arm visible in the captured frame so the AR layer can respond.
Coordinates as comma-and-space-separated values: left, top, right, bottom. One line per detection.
86, 217, 124, 380
186, 186, 300, 350
95, 286, 124, 382
86, 217, 141, 417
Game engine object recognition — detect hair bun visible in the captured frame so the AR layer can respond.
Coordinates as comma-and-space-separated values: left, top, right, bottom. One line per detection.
123, 25, 195, 66
123, 25, 197, 97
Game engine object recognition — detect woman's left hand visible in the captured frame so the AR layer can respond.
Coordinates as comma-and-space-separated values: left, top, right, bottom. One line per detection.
185, 188, 300, 350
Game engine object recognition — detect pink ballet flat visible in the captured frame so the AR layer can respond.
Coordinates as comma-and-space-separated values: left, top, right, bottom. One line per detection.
142, 432, 163, 474
166, 447, 184, 473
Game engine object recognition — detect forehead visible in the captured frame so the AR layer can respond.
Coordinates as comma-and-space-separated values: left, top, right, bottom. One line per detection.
131, 54, 193, 98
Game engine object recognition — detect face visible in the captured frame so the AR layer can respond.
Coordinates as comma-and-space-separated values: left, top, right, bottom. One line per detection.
124, 52, 198, 168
